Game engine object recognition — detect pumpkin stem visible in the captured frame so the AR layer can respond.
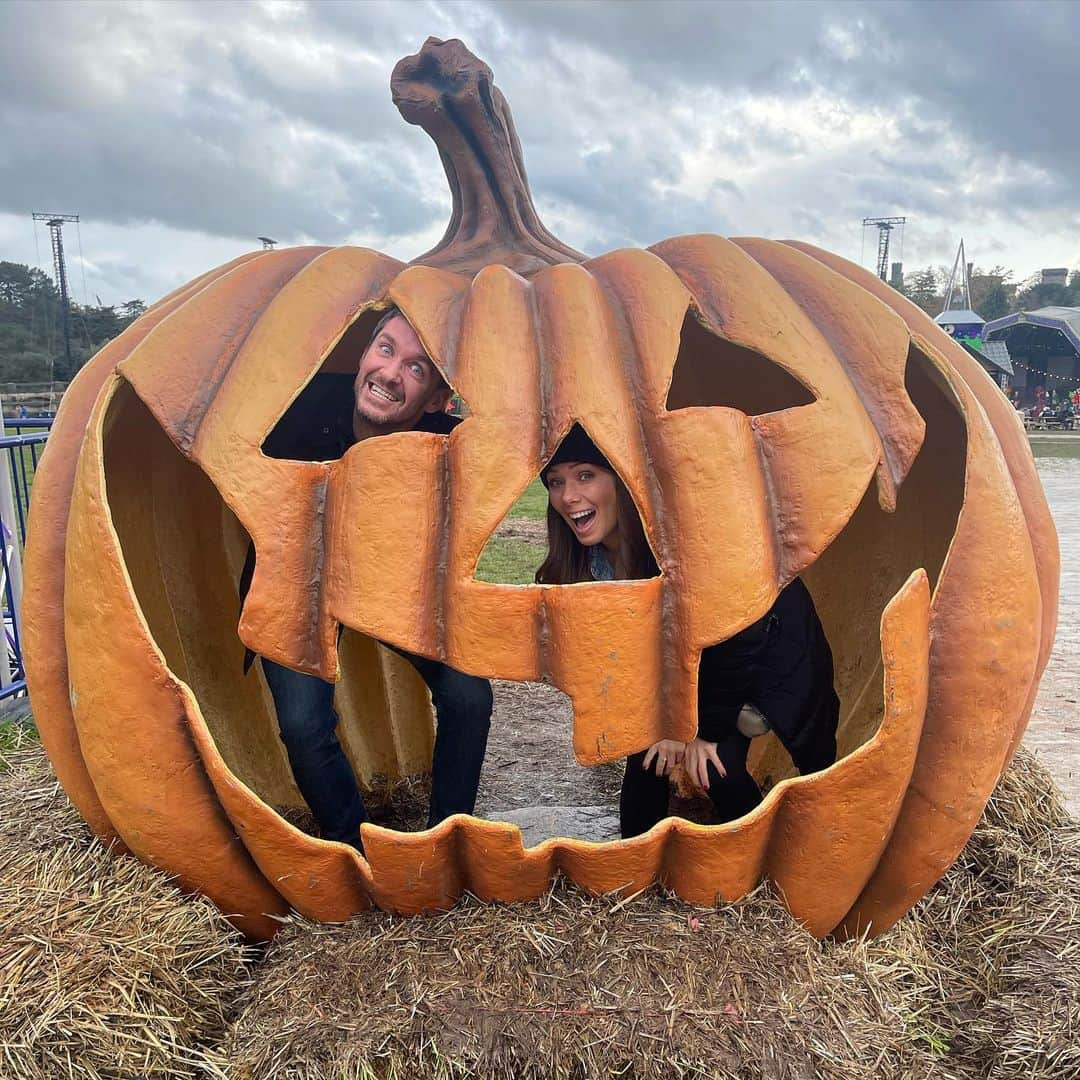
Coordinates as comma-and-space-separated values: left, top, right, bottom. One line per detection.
392, 37, 585, 277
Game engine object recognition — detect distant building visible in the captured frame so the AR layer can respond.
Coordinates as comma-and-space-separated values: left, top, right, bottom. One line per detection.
985, 306, 1080, 403
933, 240, 1012, 388
935, 240, 986, 340
1041, 268, 1069, 287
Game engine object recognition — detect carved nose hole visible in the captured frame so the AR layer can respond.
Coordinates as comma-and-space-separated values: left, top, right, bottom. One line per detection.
666, 310, 816, 415
475, 422, 660, 585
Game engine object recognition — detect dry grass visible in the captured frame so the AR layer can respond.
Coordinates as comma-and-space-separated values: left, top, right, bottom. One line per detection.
223, 749, 1079, 1080
872, 748, 1080, 1078
1, 733, 1075, 1080
222, 883, 939, 1080
0, 743, 255, 1079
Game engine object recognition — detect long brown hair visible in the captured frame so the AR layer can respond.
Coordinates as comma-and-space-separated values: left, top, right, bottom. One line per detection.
535, 468, 659, 584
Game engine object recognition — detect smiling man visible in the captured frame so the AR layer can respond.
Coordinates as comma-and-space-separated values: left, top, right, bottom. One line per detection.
353, 310, 446, 438
250, 307, 492, 849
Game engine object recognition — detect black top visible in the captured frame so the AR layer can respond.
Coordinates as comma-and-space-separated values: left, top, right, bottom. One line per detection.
696, 578, 838, 774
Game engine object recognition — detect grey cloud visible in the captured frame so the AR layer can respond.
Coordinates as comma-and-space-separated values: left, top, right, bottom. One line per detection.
489, 0, 1080, 205
0, 0, 1075, 305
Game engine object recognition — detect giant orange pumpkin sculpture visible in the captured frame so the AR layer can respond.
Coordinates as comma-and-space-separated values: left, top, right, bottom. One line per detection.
24, 39, 1057, 942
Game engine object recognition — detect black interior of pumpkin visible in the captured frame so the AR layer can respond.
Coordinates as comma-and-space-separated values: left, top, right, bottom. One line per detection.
666, 310, 816, 414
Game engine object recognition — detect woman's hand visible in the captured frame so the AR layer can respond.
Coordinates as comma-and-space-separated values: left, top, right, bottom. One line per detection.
684, 737, 727, 791
642, 739, 686, 777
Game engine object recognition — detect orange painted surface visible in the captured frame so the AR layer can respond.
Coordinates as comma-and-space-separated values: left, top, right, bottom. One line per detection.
23, 240, 1056, 941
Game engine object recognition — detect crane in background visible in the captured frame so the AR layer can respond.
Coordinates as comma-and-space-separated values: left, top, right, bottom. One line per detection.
31, 211, 79, 376
862, 216, 907, 283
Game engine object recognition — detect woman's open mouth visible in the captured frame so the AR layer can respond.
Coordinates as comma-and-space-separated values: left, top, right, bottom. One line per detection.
569, 508, 597, 536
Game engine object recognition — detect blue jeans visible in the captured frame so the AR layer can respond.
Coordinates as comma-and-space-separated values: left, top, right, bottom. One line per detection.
261, 651, 493, 845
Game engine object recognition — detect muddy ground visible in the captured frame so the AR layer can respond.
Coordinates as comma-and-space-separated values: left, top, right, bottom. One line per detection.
472, 680, 624, 843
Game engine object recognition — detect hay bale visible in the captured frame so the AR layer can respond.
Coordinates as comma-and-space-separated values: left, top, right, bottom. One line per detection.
2, 735, 1075, 1080
870, 748, 1080, 1078
222, 881, 938, 1080
224, 748, 1078, 1080
0, 745, 255, 1079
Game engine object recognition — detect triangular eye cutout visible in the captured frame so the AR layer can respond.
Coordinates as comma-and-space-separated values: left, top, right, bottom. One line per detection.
475, 423, 661, 585
666, 310, 816, 415
262, 307, 469, 462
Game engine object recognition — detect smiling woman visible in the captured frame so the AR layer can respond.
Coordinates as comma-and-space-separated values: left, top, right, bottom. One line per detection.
22, 38, 1057, 942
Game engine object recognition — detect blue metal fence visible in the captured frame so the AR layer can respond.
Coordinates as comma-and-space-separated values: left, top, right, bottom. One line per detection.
1, 416, 54, 700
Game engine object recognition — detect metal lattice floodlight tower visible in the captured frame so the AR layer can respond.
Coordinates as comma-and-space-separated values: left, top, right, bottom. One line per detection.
863, 216, 907, 281
32, 211, 79, 374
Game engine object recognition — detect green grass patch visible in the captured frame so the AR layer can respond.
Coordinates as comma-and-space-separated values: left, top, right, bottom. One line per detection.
0, 717, 39, 764
474, 538, 545, 585
506, 477, 548, 520
473, 478, 549, 583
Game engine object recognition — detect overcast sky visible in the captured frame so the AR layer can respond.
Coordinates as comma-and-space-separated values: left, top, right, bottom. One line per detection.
2, 0, 1077, 307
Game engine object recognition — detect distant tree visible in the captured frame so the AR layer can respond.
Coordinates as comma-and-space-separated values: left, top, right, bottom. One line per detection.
969, 265, 1014, 321
902, 266, 943, 316
1014, 279, 1069, 313
0, 260, 145, 384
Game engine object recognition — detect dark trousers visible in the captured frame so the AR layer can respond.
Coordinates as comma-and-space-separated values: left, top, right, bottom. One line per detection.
261, 652, 492, 845
619, 731, 764, 839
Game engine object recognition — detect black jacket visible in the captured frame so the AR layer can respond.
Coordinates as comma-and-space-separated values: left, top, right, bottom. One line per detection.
695, 578, 838, 774
261, 372, 459, 462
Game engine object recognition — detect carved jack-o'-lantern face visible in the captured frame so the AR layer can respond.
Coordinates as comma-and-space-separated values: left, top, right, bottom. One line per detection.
24, 39, 1057, 942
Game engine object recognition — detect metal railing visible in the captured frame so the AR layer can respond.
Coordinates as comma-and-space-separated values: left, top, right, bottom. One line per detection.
1, 416, 54, 700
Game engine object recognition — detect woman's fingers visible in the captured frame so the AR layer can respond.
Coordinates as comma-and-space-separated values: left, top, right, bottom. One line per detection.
697, 751, 712, 790
706, 742, 727, 779
642, 740, 687, 777
685, 738, 727, 789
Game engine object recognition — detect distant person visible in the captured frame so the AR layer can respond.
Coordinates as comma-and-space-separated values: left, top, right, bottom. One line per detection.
18, 405, 27, 419
535, 425, 839, 837
241, 307, 492, 849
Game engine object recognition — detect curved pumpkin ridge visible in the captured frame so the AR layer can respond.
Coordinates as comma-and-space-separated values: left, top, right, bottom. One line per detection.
188, 246, 405, 679
729, 238, 925, 512
531, 262, 688, 753
64, 375, 288, 938
648, 235, 881, 582
783, 242, 1058, 705
839, 340, 1042, 937
766, 568, 930, 935
438, 265, 547, 682
23, 250, 266, 842
388, 265, 473, 387
118, 246, 329, 454
328, 570, 928, 932
578, 249, 781, 751
117, 246, 340, 678
182, 688, 376, 926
